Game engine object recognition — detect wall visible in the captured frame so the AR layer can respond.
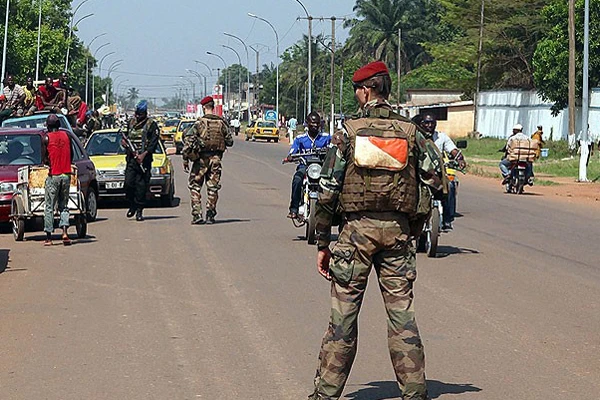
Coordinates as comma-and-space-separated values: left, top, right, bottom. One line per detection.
438, 105, 475, 138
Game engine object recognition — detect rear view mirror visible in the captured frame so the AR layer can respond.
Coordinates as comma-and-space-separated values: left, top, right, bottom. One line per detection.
165, 147, 177, 156
456, 140, 468, 149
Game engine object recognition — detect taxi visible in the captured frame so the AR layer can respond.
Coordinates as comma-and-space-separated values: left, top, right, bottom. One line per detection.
84, 129, 175, 207
160, 118, 180, 141
174, 119, 196, 154
245, 119, 279, 142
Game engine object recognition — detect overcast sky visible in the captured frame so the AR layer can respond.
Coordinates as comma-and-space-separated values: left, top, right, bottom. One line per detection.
75, 0, 357, 101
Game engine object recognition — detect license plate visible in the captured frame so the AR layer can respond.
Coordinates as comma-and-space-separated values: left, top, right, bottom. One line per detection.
106, 181, 124, 189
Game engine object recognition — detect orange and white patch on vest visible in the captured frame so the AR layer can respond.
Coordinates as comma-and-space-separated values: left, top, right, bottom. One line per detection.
354, 136, 409, 171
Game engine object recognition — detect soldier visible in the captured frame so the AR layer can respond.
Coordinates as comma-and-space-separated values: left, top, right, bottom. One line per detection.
122, 100, 160, 221
307, 61, 445, 400
182, 96, 233, 225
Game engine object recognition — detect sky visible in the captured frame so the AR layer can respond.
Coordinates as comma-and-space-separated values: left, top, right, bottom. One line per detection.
74, 0, 357, 102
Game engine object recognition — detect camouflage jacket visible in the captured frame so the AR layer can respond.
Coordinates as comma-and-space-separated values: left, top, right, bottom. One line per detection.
182, 114, 233, 162
315, 100, 446, 249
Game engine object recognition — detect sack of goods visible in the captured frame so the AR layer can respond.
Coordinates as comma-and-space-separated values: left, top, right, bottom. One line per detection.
507, 139, 539, 162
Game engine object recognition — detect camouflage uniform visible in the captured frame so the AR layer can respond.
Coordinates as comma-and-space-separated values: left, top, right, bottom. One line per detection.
182, 114, 233, 221
310, 100, 444, 400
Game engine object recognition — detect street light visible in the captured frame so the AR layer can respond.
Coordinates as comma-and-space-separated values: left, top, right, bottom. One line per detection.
93, 50, 115, 109
84, 33, 107, 103
222, 45, 242, 120
248, 12, 279, 130
1, 0, 10, 90
224, 32, 251, 125
194, 60, 212, 76
65, 11, 94, 73
35, 0, 43, 82
294, 0, 312, 114
207, 51, 228, 114
186, 69, 206, 99
179, 76, 195, 102
106, 60, 123, 107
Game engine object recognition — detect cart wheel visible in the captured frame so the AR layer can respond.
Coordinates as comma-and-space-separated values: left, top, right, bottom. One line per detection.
11, 197, 25, 241
75, 215, 87, 239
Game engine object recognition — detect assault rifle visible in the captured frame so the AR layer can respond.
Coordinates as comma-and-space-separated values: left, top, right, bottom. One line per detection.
119, 125, 146, 173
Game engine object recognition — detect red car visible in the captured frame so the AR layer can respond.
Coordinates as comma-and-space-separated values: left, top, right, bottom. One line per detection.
0, 127, 99, 224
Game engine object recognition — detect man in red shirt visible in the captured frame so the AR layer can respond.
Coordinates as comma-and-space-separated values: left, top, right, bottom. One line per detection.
37, 76, 65, 112
43, 114, 73, 246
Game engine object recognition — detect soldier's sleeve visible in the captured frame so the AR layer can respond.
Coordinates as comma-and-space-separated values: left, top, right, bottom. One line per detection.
181, 123, 198, 162
315, 129, 349, 249
222, 119, 234, 147
414, 130, 446, 196
146, 120, 160, 155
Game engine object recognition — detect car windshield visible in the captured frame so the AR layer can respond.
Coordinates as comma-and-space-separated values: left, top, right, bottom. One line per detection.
2, 116, 49, 129
0, 134, 42, 166
179, 121, 194, 131
86, 132, 164, 156
165, 119, 179, 127
258, 122, 276, 128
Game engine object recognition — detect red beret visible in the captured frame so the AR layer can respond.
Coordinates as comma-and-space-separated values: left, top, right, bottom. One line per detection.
200, 96, 214, 106
352, 61, 389, 83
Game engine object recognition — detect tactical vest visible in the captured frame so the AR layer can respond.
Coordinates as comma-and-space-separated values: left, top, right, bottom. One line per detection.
340, 109, 418, 215
128, 118, 154, 152
198, 114, 226, 152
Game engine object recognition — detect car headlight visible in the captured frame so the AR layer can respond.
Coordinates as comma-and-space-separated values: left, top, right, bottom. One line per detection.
0, 182, 16, 194
151, 166, 168, 175
307, 164, 322, 180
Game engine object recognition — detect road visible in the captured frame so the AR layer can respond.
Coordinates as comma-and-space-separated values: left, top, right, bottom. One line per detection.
1, 135, 599, 400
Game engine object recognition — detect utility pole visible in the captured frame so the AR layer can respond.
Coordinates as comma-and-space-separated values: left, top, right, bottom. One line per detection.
250, 45, 259, 116
568, 0, 576, 150
579, 0, 590, 182
330, 17, 336, 135
473, 0, 485, 135
295, 0, 312, 114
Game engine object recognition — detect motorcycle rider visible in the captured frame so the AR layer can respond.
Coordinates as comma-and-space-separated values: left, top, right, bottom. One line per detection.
499, 123, 533, 185
420, 113, 466, 230
285, 111, 330, 219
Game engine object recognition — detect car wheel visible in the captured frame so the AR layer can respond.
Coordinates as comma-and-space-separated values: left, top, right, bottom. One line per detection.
274, 138, 279, 143
86, 187, 98, 222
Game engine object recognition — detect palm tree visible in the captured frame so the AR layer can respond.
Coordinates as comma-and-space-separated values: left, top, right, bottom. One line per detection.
126, 87, 140, 110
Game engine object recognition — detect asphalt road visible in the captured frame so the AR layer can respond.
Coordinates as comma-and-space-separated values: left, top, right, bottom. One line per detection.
1, 135, 599, 400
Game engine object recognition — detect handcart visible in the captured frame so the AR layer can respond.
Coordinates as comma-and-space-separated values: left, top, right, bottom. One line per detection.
10, 165, 88, 241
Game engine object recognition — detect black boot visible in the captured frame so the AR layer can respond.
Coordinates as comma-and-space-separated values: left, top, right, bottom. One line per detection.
206, 209, 216, 224
135, 209, 144, 221
126, 207, 136, 218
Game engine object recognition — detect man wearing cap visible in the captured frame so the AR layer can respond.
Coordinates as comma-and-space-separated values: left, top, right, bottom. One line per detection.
306, 61, 444, 400
123, 100, 160, 221
182, 96, 233, 224
43, 114, 73, 246
499, 123, 532, 184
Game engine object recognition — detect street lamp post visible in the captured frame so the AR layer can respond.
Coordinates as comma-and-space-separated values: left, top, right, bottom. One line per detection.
248, 13, 279, 134
65, 11, 94, 73
1, 0, 10, 90
106, 59, 123, 107
207, 52, 228, 115
85, 33, 107, 104
91, 42, 110, 109
35, 0, 42, 82
222, 45, 242, 120
186, 69, 206, 99
294, 0, 312, 114
224, 32, 251, 125
94, 50, 115, 108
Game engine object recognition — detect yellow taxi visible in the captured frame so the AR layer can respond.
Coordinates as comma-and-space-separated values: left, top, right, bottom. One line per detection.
84, 129, 176, 207
160, 118, 180, 141
245, 119, 279, 143
174, 119, 196, 154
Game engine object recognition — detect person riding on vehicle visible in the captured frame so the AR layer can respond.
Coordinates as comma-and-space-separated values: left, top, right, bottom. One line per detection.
419, 113, 466, 231
285, 111, 330, 219
499, 123, 534, 185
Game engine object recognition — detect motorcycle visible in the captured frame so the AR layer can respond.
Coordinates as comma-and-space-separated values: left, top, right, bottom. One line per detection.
506, 160, 532, 194
283, 148, 327, 244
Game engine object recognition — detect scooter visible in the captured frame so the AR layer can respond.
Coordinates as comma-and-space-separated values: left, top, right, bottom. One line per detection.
506, 160, 532, 194
283, 148, 327, 244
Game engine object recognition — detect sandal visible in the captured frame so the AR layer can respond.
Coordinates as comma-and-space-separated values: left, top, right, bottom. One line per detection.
44, 240, 53, 247
62, 236, 72, 246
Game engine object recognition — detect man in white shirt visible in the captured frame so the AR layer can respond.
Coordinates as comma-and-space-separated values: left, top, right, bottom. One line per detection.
420, 113, 466, 230
230, 117, 241, 136
499, 123, 533, 183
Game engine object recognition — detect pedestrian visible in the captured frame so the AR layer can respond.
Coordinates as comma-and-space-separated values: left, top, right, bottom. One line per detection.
230, 115, 241, 136
122, 100, 160, 221
531, 125, 545, 159
307, 61, 445, 400
3, 75, 26, 116
22, 77, 38, 115
182, 95, 233, 225
43, 114, 73, 246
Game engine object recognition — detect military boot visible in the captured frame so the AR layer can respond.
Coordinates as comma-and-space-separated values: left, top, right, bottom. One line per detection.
205, 209, 216, 224
191, 214, 205, 225
135, 209, 144, 222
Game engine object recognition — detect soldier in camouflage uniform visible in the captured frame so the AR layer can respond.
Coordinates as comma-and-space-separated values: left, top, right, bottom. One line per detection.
182, 96, 233, 224
307, 61, 445, 400
123, 100, 160, 221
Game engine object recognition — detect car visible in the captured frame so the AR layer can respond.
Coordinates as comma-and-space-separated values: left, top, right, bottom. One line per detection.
84, 129, 175, 207
0, 127, 99, 224
160, 118, 180, 142
174, 119, 196, 154
245, 120, 279, 142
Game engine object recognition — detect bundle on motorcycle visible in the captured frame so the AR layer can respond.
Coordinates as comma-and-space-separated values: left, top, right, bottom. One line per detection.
10, 165, 88, 241
283, 148, 328, 244
505, 139, 539, 194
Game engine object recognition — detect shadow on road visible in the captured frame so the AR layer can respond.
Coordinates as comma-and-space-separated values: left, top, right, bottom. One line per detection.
210, 218, 251, 225
0, 249, 10, 273
98, 197, 181, 210
344, 380, 481, 399
23, 234, 98, 246
435, 246, 480, 258
141, 215, 180, 221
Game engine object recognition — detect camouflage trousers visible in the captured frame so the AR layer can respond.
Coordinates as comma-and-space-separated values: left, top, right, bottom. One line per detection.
188, 153, 222, 217
312, 211, 427, 400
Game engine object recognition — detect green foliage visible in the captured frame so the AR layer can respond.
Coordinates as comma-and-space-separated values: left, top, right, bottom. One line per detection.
534, 0, 600, 114
217, 64, 250, 94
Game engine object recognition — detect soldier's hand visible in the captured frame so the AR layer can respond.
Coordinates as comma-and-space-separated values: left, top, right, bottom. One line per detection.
317, 248, 332, 281
183, 161, 189, 173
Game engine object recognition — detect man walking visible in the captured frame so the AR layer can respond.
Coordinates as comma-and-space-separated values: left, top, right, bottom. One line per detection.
43, 114, 73, 246
182, 96, 233, 225
123, 100, 160, 221
307, 61, 444, 400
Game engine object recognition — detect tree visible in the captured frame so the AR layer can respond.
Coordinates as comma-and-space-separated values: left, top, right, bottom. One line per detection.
127, 87, 140, 105
217, 64, 249, 94
534, 0, 600, 114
